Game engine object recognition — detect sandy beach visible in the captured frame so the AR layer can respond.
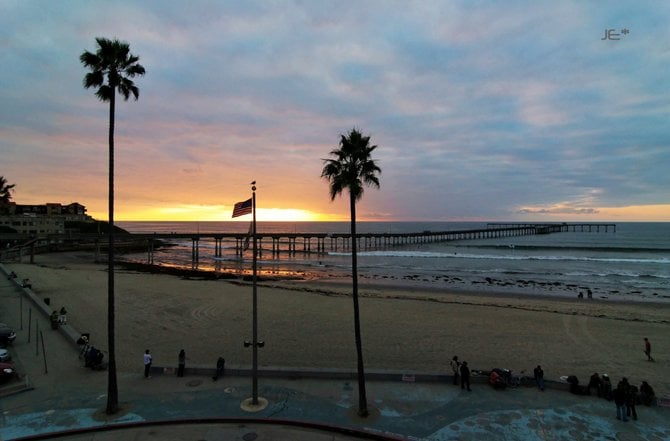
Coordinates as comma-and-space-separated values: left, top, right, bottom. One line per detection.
2, 252, 668, 396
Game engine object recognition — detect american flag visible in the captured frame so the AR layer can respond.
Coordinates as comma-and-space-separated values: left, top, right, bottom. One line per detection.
232, 198, 252, 218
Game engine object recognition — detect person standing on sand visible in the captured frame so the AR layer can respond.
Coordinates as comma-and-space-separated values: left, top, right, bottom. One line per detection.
450, 356, 460, 385
177, 349, 186, 377
644, 337, 654, 361
143, 349, 152, 378
460, 361, 471, 391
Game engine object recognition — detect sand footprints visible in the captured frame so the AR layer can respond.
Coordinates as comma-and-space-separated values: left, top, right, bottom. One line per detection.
190, 303, 222, 323
560, 314, 630, 373
561, 314, 608, 351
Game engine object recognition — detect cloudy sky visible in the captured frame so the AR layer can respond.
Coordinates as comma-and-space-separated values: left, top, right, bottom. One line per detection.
2, 1, 669, 222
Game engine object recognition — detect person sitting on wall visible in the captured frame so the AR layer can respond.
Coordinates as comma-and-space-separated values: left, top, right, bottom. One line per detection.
588, 373, 602, 397
639, 381, 656, 406
567, 375, 588, 395
601, 374, 613, 400
212, 357, 225, 381
59, 306, 67, 325
50, 311, 59, 329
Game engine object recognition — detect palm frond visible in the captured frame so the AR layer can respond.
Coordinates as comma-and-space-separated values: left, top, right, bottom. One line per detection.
83, 71, 104, 89
81, 37, 145, 102
321, 128, 381, 202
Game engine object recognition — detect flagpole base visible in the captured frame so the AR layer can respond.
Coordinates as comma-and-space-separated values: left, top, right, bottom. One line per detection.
347, 405, 380, 421
240, 397, 268, 412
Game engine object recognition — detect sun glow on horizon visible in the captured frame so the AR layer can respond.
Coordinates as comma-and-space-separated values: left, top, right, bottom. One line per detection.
91, 204, 335, 222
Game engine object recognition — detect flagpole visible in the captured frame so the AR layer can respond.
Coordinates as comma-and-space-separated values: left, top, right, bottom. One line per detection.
251, 182, 258, 405
237, 183, 266, 412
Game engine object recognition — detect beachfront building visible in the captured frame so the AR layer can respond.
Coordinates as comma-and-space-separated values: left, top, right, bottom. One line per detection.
0, 215, 66, 235
4, 202, 88, 219
0, 202, 91, 235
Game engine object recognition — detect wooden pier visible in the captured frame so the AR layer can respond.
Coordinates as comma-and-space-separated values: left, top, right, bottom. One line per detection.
0, 223, 616, 266
487, 223, 616, 234
138, 222, 616, 264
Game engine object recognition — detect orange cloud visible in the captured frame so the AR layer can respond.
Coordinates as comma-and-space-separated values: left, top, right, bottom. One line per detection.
517, 204, 670, 222
596, 205, 670, 222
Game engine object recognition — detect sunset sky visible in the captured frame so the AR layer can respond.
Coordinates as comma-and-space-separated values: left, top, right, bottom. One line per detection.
2, 1, 669, 222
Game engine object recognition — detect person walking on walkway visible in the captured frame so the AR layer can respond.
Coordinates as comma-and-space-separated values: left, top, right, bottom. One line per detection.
460, 361, 471, 391
143, 349, 152, 378
644, 337, 655, 361
450, 356, 460, 386
177, 349, 186, 377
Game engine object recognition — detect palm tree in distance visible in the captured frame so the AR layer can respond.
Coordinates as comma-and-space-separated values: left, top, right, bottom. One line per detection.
321, 128, 381, 417
0, 176, 16, 210
80, 37, 145, 415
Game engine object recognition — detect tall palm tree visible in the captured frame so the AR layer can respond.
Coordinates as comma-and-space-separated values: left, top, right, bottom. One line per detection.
0, 176, 16, 212
321, 128, 381, 417
80, 37, 145, 415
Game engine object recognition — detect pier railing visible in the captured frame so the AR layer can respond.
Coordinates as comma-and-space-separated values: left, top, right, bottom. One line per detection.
486, 223, 616, 234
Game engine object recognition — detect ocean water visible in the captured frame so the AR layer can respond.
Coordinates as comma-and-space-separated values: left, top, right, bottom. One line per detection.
117, 221, 670, 303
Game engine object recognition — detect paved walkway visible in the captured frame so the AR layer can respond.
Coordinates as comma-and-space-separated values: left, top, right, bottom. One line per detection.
1, 268, 669, 440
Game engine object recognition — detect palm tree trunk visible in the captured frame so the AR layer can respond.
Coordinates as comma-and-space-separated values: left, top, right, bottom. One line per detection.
350, 191, 368, 417
106, 91, 119, 415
